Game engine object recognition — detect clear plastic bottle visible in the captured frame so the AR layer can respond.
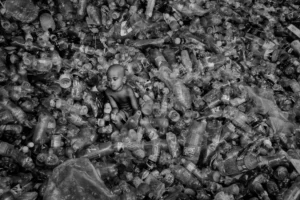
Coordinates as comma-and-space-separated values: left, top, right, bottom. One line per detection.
78, 142, 123, 159
213, 151, 288, 176
169, 164, 202, 189
0, 141, 35, 169
184, 119, 207, 164
123, 110, 142, 130
0, 98, 31, 127
166, 132, 180, 158
87, 4, 101, 26
32, 112, 55, 145
77, 0, 88, 19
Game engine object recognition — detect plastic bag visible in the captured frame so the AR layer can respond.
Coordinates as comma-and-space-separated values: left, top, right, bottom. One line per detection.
43, 158, 119, 200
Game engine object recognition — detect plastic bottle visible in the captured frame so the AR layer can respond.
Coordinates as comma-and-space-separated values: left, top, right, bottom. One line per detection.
142, 170, 166, 199
248, 174, 270, 200
162, 48, 177, 70
77, 0, 88, 19
132, 176, 150, 198
22, 25, 33, 45
202, 119, 223, 165
0, 125, 23, 135
180, 158, 206, 181
32, 112, 55, 145
57, 72, 72, 89
159, 87, 169, 116
0, 109, 14, 124
169, 164, 202, 189
189, 17, 202, 33
168, 109, 181, 123
166, 132, 180, 158
140, 95, 154, 116
163, 13, 180, 31
87, 4, 102, 26
50, 134, 62, 150
147, 138, 161, 164
172, 80, 192, 111
149, 117, 169, 134
151, 49, 172, 73
140, 117, 158, 139
0, 98, 31, 127
213, 152, 288, 176
123, 110, 142, 130
145, 0, 155, 19
95, 162, 118, 179
181, 50, 193, 73
282, 178, 300, 200
222, 106, 253, 133
71, 76, 86, 100
288, 79, 300, 95
184, 119, 207, 164
77, 142, 123, 159
100, 5, 109, 27
170, 1, 210, 17
0, 141, 35, 170
82, 91, 99, 118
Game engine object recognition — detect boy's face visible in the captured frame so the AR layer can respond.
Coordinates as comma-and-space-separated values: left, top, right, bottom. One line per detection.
107, 67, 125, 91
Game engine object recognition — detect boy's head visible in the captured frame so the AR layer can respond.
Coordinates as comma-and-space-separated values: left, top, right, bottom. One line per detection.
107, 64, 126, 91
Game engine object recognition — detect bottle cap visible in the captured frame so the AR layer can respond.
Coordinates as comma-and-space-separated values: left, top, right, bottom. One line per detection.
22, 146, 29, 153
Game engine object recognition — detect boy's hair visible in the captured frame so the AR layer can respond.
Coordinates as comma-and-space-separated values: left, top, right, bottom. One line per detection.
107, 64, 125, 76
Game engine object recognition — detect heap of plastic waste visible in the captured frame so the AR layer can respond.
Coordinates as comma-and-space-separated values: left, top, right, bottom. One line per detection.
2, 0, 300, 199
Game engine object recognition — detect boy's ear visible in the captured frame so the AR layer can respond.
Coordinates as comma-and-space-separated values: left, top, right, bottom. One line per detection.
123, 76, 126, 83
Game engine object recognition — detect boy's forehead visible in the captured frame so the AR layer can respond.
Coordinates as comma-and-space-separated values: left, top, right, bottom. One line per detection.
107, 66, 125, 76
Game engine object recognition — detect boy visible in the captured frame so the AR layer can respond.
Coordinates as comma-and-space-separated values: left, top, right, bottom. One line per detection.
105, 64, 139, 129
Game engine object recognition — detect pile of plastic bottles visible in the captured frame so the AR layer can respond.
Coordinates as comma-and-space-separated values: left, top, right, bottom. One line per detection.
2, 0, 300, 199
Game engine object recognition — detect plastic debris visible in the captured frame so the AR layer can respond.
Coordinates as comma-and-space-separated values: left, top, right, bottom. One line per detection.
2, 0, 300, 200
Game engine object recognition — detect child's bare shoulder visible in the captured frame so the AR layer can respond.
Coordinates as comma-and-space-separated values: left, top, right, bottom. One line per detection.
124, 85, 134, 93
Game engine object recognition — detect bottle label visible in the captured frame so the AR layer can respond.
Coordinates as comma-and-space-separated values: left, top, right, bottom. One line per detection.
185, 162, 195, 173
288, 24, 300, 39
51, 135, 61, 148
